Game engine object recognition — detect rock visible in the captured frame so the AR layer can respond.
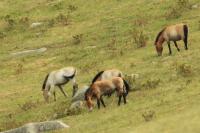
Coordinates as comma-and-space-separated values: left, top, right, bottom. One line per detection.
71, 86, 89, 102
70, 101, 84, 110
30, 22, 43, 28
85, 46, 97, 49
192, 4, 198, 9
10, 48, 47, 56
1, 120, 69, 133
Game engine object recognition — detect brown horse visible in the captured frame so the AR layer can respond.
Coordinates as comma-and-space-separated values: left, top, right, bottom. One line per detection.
85, 77, 129, 111
155, 23, 188, 56
91, 69, 124, 97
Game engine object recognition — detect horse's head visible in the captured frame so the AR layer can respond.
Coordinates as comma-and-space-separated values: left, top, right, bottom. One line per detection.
42, 90, 50, 102
155, 43, 163, 56
85, 88, 94, 111
155, 28, 165, 56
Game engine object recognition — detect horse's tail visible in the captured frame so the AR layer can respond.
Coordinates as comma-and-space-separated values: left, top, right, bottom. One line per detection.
183, 24, 188, 43
92, 71, 104, 83
42, 73, 49, 91
122, 78, 130, 96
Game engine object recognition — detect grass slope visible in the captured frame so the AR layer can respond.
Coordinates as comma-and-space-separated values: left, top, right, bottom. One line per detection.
0, 0, 200, 132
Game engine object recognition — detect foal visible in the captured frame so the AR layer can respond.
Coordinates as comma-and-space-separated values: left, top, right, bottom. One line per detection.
85, 77, 129, 111
42, 67, 78, 102
155, 23, 188, 56
92, 69, 125, 97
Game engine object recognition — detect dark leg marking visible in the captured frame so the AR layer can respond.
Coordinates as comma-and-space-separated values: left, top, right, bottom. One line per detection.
167, 42, 172, 55
173, 41, 180, 51
118, 95, 122, 106
100, 96, 106, 107
97, 99, 100, 109
123, 93, 127, 104
183, 25, 188, 50
53, 91, 56, 101
58, 86, 67, 97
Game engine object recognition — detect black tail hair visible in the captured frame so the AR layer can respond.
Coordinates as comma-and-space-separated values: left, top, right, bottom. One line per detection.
42, 73, 49, 90
92, 71, 104, 83
122, 78, 130, 96
183, 24, 188, 43
63, 69, 76, 79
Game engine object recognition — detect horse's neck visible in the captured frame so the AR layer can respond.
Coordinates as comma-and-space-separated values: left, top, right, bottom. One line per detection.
158, 35, 165, 44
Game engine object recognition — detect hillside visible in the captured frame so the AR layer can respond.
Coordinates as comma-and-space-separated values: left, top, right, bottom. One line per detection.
0, 0, 200, 132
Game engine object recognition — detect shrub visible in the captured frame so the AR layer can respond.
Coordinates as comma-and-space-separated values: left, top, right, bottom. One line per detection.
56, 13, 70, 26
0, 32, 6, 39
142, 110, 155, 122
18, 100, 39, 111
176, 63, 192, 76
15, 63, 23, 75
124, 74, 139, 91
131, 28, 148, 48
68, 5, 78, 12
142, 78, 160, 89
72, 34, 83, 45
131, 17, 149, 48
4, 15, 15, 29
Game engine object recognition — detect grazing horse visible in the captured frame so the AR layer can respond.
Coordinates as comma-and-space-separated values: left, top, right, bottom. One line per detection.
155, 23, 188, 56
92, 69, 125, 97
85, 77, 130, 111
42, 67, 78, 102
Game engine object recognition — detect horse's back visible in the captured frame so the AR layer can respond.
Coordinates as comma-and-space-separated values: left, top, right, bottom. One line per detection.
48, 67, 76, 85
164, 23, 186, 41
102, 69, 123, 80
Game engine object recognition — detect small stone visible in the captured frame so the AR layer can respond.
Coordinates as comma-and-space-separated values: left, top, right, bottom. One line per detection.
30, 22, 43, 28
70, 101, 84, 110
192, 4, 198, 9
71, 86, 89, 102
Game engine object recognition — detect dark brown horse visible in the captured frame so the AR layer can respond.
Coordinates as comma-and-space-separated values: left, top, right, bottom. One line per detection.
155, 23, 188, 56
85, 77, 129, 111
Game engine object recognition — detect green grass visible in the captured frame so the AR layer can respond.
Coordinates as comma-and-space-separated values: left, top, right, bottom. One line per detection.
0, 0, 200, 132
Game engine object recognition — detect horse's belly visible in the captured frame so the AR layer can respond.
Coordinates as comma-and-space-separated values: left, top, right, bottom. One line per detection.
169, 35, 182, 41
167, 30, 182, 41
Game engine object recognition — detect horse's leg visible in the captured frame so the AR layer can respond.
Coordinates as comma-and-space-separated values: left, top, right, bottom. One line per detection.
184, 38, 188, 50
167, 41, 172, 55
97, 99, 100, 109
118, 95, 122, 106
183, 25, 188, 50
49, 84, 55, 102
72, 77, 78, 97
53, 91, 56, 101
100, 96, 106, 108
123, 93, 127, 104
58, 85, 68, 97
173, 41, 180, 51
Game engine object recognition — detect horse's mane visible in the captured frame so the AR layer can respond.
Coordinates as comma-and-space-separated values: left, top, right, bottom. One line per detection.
92, 71, 104, 83
42, 73, 49, 90
155, 28, 166, 44
84, 86, 92, 100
